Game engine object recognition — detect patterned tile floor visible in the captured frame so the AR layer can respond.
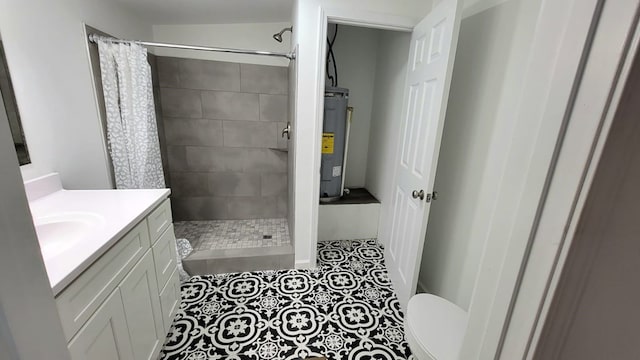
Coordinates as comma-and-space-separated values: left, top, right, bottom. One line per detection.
159, 239, 414, 360
174, 219, 290, 251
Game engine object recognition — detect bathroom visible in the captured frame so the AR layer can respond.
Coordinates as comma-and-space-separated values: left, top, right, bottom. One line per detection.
0, 0, 635, 359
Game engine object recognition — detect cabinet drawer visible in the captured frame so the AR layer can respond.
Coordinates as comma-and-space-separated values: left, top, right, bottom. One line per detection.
159, 267, 181, 331
147, 199, 172, 245
153, 224, 178, 290
57, 221, 150, 341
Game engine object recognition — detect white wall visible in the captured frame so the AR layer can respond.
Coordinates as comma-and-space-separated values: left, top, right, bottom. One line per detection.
416, 0, 520, 309
152, 22, 292, 67
326, 24, 379, 188
292, 0, 429, 267
0, 0, 152, 189
365, 31, 411, 245
0, 83, 10, 141
0, 91, 71, 359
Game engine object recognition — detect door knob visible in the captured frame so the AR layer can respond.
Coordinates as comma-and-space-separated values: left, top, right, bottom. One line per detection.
412, 190, 438, 202
282, 122, 291, 139
425, 191, 438, 203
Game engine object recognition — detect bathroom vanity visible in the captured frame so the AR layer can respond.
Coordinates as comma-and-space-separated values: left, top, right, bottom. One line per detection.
26, 174, 180, 360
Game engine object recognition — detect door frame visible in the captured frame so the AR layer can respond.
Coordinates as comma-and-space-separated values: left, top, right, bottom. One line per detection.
456, 0, 606, 357
498, 1, 640, 358
451, 0, 640, 358
295, 6, 413, 269
0, 103, 72, 358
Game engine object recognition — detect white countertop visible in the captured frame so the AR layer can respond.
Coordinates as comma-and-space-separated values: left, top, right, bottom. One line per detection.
26, 174, 170, 295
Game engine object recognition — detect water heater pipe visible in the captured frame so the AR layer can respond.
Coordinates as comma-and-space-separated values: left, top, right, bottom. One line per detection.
340, 106, 354, 197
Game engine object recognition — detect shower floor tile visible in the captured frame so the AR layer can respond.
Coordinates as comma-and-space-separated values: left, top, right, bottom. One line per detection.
174, 218, 290, 251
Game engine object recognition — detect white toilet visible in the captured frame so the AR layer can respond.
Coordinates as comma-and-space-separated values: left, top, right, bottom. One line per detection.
404, 294, 468, 360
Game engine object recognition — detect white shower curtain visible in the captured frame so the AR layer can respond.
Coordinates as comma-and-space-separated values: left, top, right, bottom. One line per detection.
97, 40, 165, 189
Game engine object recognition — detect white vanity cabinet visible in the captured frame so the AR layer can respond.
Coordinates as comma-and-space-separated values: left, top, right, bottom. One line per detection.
57, 198, 180, 360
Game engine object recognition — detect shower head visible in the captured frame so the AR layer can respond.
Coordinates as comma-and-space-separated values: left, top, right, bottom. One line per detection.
273, 27, 293, 43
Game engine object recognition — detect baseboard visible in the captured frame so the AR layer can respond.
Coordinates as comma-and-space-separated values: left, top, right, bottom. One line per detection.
295, 259, 311, 269
416, 279, 430, 294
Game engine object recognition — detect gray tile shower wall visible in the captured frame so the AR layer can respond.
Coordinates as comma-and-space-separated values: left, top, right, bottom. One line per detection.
148, 53, 170, 187
156, 56, 288, 220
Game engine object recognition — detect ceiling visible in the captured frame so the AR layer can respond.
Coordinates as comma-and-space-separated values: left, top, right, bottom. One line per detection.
116, 0, 294, 25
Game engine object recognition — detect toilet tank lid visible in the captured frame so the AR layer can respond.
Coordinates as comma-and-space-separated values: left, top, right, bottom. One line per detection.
406, 294, 468, 360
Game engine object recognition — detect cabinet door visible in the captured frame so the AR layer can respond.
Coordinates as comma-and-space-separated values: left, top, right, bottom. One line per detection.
153, 225, 178, 290
57, 220, 150, 341
68, 289, 134, 360
159, 267, 181, 330
119, 250, 165, 360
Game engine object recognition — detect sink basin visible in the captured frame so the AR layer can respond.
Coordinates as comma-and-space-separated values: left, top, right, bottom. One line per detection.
34, 212, 105, 259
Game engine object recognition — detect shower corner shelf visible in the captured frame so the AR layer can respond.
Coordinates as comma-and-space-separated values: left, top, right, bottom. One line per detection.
269, 147, 289, 153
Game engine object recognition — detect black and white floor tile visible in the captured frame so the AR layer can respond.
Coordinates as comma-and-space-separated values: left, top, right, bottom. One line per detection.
159, 239, 415, 360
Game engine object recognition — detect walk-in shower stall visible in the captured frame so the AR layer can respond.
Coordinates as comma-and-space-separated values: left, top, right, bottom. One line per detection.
87, 27, 295, 274
153, 54, 293, 273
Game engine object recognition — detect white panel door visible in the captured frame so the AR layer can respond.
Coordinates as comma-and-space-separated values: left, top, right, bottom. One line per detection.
386, 0, 462, 308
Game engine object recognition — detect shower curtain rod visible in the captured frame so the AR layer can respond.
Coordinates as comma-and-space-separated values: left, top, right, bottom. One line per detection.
88, 34, 295, 60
